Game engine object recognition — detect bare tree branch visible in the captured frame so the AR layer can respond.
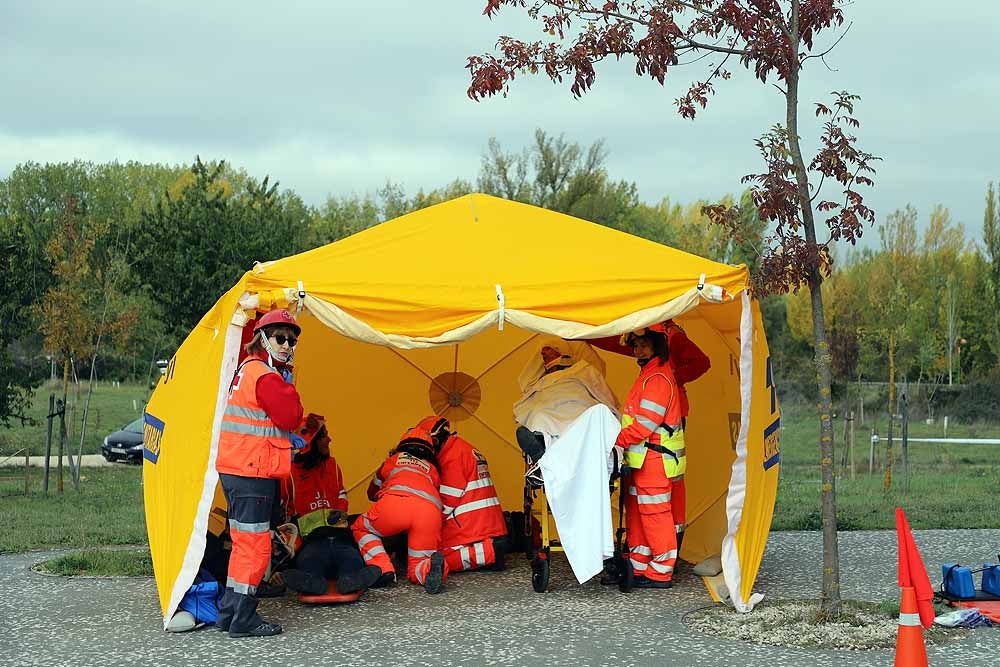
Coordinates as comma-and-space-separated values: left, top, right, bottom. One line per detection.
803, 22, 853, 62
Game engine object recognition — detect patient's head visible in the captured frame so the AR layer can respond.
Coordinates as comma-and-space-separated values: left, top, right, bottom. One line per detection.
541, 345, 562, 366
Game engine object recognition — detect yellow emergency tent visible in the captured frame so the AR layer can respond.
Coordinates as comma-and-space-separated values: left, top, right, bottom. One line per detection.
143, 193, 780, 626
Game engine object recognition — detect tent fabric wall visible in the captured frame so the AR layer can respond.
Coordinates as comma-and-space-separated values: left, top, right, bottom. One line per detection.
143, 194, 779, 625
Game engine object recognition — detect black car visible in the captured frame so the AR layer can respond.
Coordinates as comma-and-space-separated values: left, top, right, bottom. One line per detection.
101, 417, 145, 464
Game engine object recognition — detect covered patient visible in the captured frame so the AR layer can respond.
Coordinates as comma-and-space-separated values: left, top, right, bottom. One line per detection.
513, 336, 620, 463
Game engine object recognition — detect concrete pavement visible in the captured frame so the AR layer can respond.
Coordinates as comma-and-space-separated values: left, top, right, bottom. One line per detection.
2, 529, 999, 667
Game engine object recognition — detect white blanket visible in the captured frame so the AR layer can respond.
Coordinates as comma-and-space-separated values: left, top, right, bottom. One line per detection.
538, 404, 621, 584
513, 361, 620, 447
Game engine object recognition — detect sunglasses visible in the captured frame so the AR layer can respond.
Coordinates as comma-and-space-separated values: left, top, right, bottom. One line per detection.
269, 334, 298, 347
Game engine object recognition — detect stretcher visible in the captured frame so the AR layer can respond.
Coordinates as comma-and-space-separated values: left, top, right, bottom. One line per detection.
521, 463, 562, 593
521, 458, 634, 593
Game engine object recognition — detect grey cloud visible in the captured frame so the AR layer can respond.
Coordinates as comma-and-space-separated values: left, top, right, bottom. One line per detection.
1, 1, 997, 244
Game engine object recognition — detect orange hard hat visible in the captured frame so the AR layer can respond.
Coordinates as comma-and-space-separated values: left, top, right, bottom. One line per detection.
294, 413, 326, 455
416, 415, 450, 439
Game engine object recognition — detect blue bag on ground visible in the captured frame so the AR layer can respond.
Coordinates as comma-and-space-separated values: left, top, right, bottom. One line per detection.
178, 568, 222, 624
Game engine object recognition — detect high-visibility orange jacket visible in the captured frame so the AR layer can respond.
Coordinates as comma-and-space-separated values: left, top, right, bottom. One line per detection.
283, 456, 349, 538
216, 355, 303, 479
616, 356, 683, 448
665, 321, 710, 418
437, 435, 505, 548
367, 452, 443, 511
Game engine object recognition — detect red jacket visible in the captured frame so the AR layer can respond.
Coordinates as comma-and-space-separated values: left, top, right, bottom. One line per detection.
437, 435, 506, 548
283, 456, 349, 538
616, 357, 683, 448
216, 354, 303, 479
367, 451, 443, 511
666, 322, 710, 418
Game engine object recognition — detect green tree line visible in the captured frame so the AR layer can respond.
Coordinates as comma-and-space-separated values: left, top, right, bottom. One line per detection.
2, 132, 998, 425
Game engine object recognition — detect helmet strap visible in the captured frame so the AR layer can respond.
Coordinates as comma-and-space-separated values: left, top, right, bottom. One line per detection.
260, 331, 292, 365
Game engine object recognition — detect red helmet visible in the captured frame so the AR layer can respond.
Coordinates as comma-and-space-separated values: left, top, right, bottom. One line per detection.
254, 309, 301, 336
396, 427, 437, 459
416, 415, 450, 443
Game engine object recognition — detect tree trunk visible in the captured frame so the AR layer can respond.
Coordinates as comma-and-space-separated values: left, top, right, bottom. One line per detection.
786, 0, 842, 617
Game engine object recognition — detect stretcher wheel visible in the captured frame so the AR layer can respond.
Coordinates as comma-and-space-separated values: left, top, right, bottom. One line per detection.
531, 555, 550, 593
618, 556, 634, 593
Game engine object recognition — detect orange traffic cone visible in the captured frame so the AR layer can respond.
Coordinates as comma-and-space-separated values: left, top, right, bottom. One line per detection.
894, 586, 928, 666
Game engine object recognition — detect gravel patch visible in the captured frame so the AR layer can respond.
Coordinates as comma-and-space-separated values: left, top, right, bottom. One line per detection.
686, 599, 967, 651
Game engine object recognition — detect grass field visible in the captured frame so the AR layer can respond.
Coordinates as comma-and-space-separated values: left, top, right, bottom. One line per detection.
35, 548, 152, 577
0, 380, 151, 459
0, 467, 146, 553
773, 402, 1000, 530
1, 382, 998, 557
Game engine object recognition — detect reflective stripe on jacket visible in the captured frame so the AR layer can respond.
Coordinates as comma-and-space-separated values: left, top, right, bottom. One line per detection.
285, 456, 349, 538
216, 358, 293, 479
438, 435, 506, 547
369, 451, 443, 510
618, 357, 685, 477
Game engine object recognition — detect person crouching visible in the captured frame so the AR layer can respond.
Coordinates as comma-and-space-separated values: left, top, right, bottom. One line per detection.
350, 428, 449, 593
417, 415, 508, 572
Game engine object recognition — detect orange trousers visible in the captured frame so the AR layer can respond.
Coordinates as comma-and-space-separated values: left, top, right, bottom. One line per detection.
625, 450, 678, 582
444, 539, 496, 572
351, 492, 449, 586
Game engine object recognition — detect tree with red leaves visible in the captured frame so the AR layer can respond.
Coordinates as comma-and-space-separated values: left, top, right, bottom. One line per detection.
467, 0, 880, 616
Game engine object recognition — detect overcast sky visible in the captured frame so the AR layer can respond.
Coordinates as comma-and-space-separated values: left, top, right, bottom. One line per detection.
2, 1, 998, 246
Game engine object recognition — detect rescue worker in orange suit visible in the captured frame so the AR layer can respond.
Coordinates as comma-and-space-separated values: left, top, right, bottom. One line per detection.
417, 416, 508, 572
616, 324, 684, 589
662, 319, 710, 552
215, 309, 304, 637
279, 413, 382, 597
351, 428, 449, 593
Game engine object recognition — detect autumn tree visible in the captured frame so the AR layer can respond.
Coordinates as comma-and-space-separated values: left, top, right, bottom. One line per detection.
466, 0, 880, 615
34, 197, 137, 489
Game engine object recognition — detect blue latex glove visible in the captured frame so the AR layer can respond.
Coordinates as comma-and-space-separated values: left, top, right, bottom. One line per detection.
289, 433, 308, 450
279, 367, 294, 384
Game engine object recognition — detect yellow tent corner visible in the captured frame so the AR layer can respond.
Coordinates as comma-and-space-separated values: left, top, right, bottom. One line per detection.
142, 194, 780, 626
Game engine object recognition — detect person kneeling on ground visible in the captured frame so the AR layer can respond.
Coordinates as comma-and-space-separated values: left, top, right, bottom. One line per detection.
279, 413, 382, 597
417, 416, 508, 572
350, 428, 449, 594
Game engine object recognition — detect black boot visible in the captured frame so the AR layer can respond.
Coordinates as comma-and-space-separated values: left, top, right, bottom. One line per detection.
214, 589, 237, 631
281, 568, 328, 595
632, 575, 672, 589
256, 578, 287, 598
489, 536, 508, 572
227, 592, 281, 638
371, 571, 396, 588
423, 552, 445, 594
600, 558, 621, 586
516, 426, 546, 461
336, 564, 382, 594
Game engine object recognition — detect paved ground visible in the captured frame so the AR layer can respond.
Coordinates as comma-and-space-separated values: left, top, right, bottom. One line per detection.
2, 529, 998, 667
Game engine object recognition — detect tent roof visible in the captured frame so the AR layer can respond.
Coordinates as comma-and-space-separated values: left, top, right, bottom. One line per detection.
244, 194, 749, 338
